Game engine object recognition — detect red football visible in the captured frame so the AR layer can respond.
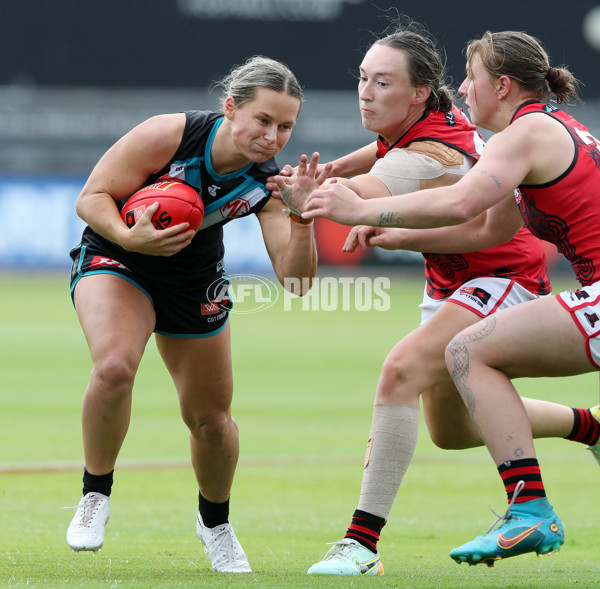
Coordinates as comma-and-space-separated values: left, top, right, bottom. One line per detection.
121, 180, 204, 232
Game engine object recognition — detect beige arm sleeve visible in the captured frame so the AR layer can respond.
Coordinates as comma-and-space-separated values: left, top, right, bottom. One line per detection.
369, 148, 449, 195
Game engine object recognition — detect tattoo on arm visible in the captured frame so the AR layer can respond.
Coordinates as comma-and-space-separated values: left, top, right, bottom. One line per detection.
376, 212, 404, 227
475, 169, 502, 189
446, 315, 497, 418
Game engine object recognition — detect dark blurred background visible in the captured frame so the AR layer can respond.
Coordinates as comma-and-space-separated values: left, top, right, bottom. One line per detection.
2, 0, 599, 271
4, 0, 600, 93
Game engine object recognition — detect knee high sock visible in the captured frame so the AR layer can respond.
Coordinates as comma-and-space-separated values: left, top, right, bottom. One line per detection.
356, 404, 420, 520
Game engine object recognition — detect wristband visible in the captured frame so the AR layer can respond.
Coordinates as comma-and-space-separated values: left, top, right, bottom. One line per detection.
283, 209, 314, 225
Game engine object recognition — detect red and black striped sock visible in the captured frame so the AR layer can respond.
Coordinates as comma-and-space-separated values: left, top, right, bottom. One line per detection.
498, 458, 545, 503
565, 408, 600, 445
344, 509, 386, 554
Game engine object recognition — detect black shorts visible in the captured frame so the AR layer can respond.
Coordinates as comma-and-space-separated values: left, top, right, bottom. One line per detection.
69, 242, 233, 338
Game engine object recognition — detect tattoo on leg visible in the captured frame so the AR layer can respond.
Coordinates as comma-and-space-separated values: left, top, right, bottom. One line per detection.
446, 316, 497, 417
513, 447, 523, 459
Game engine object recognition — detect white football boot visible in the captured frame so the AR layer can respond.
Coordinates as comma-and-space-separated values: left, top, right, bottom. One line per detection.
307, 539, 384, 575
66, 492, 110, 553
196, 513, 252, 573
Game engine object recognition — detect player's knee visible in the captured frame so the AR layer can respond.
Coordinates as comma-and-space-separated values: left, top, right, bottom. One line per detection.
377, 349, 428, 403
185, 410, 233, 442
445, 329, 486, 374
427, 425, 466, 450
91, 355, 137, 394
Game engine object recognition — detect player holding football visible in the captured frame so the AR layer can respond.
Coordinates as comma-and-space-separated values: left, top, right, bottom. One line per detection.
66, 56, 316, 573
274, 22, 600, 575
302, 29, 600, 567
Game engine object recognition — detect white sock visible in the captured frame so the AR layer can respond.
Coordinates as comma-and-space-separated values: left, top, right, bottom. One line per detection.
357, 404, 419, 520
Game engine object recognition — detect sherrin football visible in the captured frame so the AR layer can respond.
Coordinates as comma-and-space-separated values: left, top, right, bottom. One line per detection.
120, 180, 204, 232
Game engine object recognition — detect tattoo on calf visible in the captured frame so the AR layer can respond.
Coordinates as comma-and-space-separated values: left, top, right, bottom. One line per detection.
446, 316, 497, 417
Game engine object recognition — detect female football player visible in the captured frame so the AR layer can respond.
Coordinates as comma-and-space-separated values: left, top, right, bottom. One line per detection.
303, 30, 599, 566
274, 22, 600, 575
66, 55, 316, 573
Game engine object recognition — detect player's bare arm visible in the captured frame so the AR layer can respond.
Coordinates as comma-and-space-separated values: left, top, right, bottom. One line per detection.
347, 193, 521, 254
76, 114, 195, 255
303, 134, 534, 229
256, 197, 317, 295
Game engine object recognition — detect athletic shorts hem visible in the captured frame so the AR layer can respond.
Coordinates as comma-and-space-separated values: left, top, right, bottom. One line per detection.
419, 277, 541, 324
556, 286, 600, 369
70, 270, 154, 307
154, 317, 229, 339
69, 243, 230, 335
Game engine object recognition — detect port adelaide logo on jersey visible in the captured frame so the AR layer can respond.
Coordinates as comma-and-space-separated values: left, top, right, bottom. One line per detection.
458, 286, 492, 307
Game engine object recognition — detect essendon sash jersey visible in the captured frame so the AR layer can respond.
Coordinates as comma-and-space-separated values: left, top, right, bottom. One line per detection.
377, 107, 550, 299
513, 102, 600, 286
376, 106, 484, 159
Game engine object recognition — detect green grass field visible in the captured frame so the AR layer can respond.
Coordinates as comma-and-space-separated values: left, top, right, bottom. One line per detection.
1, 272, 599, 588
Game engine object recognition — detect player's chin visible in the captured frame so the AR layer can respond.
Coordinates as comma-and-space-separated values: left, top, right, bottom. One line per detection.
251, 152, 277, 163
252, 144, 280, 160
360, 118, 377, 133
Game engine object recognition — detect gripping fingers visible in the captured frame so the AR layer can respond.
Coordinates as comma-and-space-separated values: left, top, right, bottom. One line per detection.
302, 194, 325, 219
163, 223, 194, 240
154, 223, 195, 256
160, 233, 194, 256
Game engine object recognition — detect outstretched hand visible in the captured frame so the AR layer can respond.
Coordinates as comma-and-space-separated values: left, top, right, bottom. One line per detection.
272, 152, 332, 214
265, 164, 295, 200
266, 157, 334, 201
302, 180, 365, 226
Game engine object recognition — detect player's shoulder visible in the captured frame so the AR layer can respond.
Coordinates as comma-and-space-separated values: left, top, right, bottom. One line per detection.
124, 113, 186, 157
500, 111, 563, 152
374, 147, 447, 179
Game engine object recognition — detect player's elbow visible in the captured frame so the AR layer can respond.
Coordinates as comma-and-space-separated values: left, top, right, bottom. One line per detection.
444, 193, 481, 225
75, 196, 90, 224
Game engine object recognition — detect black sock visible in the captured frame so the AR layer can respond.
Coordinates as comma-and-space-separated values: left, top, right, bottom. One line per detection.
82, 467, 114, 497
344, 509, 386, 554
199, 492, 229, 528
